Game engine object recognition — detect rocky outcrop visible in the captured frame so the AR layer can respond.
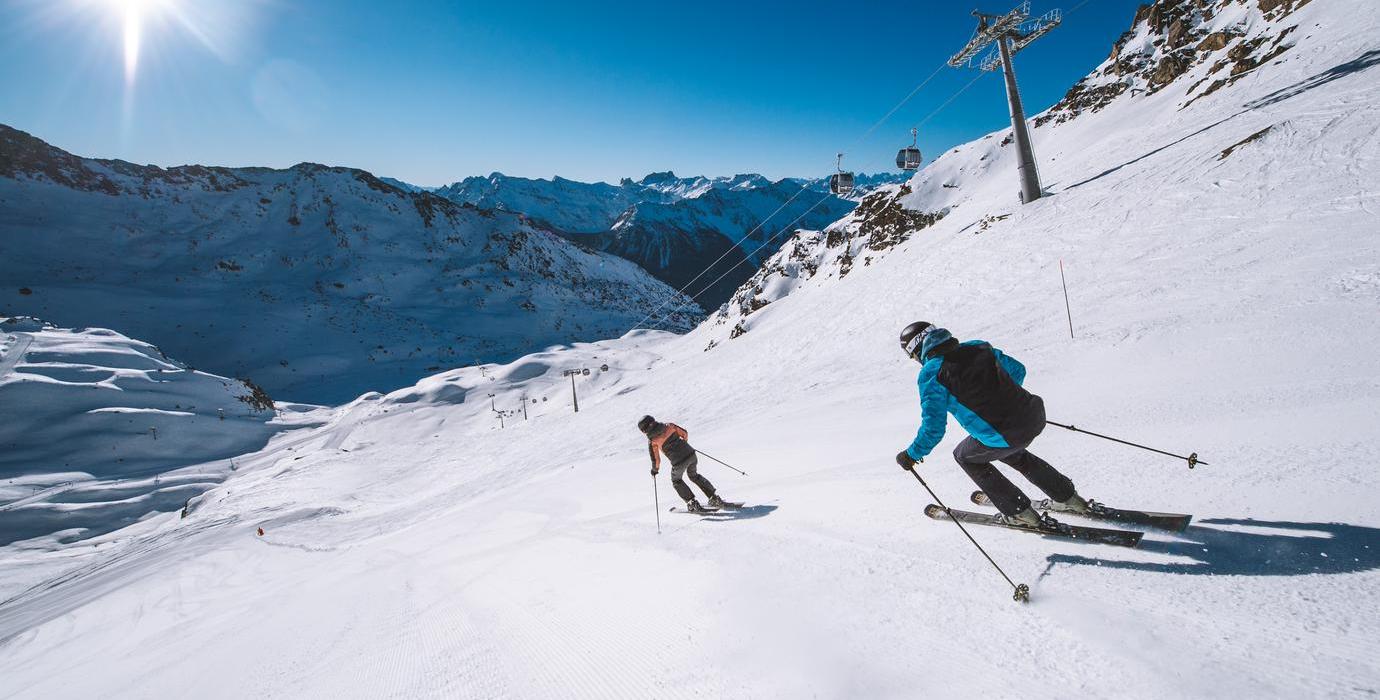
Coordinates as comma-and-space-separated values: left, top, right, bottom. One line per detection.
1035, 0, 1313, 126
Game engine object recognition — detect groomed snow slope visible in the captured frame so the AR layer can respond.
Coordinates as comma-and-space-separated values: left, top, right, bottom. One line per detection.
2, 0, 1380, 697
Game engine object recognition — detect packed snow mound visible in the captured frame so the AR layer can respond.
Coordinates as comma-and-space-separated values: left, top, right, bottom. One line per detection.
380, 329, 671, 418
0, 317, 296, 547
0, 131, 699, 403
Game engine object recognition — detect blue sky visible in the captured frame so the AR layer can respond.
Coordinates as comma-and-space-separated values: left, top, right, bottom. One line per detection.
0, 0, 1143, 185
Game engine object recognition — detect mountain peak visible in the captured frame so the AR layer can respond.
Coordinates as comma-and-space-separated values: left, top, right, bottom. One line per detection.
639, 171, 678, 185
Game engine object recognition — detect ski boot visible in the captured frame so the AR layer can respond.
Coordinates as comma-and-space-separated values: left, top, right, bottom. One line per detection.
707, 494, 728, 509
685, 498, 711, 514
1004, 507, 1062, 531
1057, 493, 1094, 516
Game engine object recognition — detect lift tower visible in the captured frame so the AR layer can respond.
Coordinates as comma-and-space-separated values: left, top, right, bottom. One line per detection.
948, 2, 1061, 204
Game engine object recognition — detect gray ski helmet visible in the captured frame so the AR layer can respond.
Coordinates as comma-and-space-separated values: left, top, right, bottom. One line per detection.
899, 321, 932, 359
637, 415, 656, 433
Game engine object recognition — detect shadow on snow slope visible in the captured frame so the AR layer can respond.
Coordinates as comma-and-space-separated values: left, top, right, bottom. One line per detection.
1060, 111, 1247, 192
1245, 48, 1380, 109
0, 482, 212, 547
1060, 49, 1380, 194
690, 504, 779, 522
1044, 518, 1380, 576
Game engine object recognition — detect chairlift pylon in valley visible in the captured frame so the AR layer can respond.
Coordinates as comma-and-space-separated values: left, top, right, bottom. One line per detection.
896, 127, 923, 171
829, 152, 855, 195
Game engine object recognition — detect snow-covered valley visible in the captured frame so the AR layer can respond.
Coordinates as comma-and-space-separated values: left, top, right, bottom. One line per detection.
1, 0, 1378, 697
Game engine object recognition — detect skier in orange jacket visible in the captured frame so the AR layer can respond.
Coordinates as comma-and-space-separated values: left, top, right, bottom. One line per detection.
638, 415, 727, 513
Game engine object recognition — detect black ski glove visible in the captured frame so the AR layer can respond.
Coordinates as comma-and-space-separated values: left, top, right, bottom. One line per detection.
896, 451, 919, 470
650, 468, 659, 477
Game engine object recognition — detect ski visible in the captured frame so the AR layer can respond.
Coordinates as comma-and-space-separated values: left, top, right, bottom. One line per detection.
712, 501, 744, 509
925, 504, 1143, 548
669, 506, 721, 515
970, 490, 1192, 532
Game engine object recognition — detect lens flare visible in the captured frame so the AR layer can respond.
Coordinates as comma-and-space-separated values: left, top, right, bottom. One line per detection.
121, 0, 143, 86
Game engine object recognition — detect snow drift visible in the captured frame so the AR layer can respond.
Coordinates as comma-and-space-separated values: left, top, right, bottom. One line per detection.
0, 316, 298, 547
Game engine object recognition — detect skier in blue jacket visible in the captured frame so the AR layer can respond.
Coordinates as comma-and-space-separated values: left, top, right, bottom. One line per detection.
894, 321, 1092, 528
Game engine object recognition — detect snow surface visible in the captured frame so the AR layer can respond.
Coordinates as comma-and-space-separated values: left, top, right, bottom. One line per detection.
2, 0, 1379, 697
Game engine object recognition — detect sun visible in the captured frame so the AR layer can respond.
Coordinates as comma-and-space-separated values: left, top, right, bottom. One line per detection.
109, 0, 170, 87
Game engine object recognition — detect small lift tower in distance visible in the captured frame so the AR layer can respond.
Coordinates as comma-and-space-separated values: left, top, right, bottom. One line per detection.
948, 2, 1061, 204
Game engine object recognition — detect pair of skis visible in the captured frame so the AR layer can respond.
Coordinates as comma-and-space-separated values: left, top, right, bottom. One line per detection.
669, 500, 744, 515
924, 491, 1193, 548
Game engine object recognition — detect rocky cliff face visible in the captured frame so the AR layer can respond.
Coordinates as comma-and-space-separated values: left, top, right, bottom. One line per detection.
1037, 0, 1313, 126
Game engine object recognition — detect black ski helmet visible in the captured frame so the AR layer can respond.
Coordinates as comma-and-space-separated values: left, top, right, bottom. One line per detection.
899, 321, 932, 359
637, 415, 657, 433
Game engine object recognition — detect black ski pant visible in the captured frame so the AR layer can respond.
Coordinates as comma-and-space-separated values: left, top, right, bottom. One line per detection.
670, 455, 716, 502
953, 436, 1075, 516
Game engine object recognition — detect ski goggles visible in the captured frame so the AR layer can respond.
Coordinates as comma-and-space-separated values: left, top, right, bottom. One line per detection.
903, 325, 936, 359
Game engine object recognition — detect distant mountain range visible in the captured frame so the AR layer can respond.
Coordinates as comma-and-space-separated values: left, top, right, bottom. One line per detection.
431, 170, 905, 310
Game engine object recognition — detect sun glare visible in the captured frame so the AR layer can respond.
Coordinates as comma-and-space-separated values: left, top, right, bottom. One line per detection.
120, 1, 142, 85
108, 0, 170, 86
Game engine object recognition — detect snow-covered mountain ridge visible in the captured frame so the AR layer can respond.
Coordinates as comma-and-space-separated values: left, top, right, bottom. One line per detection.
434, 169, 894, 308
433, 170, 900, 234
0, 126, 699, 403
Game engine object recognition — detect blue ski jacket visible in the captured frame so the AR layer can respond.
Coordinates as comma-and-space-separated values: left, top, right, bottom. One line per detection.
905, 340, 1044, 461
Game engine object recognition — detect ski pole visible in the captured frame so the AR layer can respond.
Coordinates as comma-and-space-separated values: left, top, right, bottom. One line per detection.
904, 465, 1030, 604
652, 473, 661, 535
695, 449, 747, 476
1045, 420, 1207, 469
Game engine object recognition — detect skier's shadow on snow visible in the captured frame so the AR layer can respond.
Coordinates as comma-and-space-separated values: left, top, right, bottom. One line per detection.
697, 504, 778, 521
1045, 518, 1380, 577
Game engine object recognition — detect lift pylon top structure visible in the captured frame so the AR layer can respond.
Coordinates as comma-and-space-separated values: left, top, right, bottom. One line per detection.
947, 2, 1061, 204
977, 8, 1062, 72
948, 3, 1033, 68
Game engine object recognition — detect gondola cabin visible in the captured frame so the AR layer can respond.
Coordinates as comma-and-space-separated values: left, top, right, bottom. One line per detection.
896, 128, 923, 171
829, 171, 855, 195
896, 147, 922, 171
